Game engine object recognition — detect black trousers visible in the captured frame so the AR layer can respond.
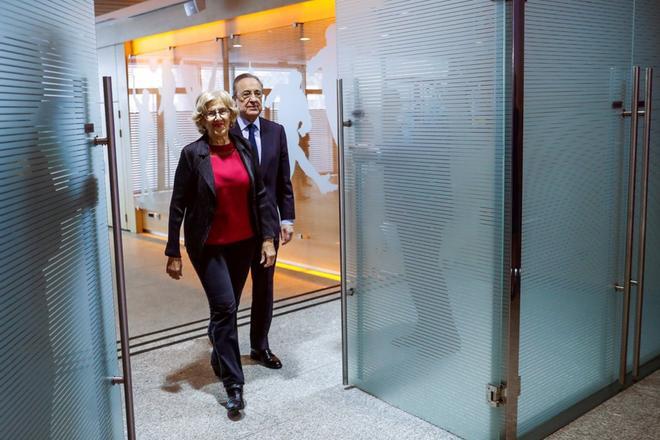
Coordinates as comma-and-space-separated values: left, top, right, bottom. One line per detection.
191, 238, 255, 388
249, 240, 279, 351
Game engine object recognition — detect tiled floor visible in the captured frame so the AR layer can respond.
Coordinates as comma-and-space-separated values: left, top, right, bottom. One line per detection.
130, 301, 459, 440
129, 297, 660, 440
549, 371, 660, 440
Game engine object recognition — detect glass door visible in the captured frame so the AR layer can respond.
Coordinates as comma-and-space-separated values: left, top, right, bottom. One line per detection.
0, 0, 124, 438
337, 1, 509, 438
631, 0, 660, 377
518, 0, 645, 436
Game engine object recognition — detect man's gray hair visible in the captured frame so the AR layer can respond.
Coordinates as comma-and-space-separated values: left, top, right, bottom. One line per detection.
232, 73, 264, 97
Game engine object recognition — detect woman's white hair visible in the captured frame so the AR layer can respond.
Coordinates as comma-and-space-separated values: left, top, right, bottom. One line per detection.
191, 90, 239, 134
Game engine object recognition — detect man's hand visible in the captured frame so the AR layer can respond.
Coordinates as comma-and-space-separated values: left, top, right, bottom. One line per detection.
280, 224, 294, 245
166, 257, 183, 280
260, 239, 277, 267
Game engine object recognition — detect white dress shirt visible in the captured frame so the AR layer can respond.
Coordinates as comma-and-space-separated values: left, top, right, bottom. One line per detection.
236, 115, 293, 226
236, 115, 262, 162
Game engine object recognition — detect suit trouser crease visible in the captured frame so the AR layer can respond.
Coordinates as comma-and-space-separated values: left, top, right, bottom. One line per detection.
250, 240, 279, 351
191, 238, 255, 388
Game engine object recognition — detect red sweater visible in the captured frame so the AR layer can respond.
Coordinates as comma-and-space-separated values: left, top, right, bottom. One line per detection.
205, 143, 254, 245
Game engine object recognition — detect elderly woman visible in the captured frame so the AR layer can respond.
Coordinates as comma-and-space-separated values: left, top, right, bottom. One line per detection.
165, 90, 277, 416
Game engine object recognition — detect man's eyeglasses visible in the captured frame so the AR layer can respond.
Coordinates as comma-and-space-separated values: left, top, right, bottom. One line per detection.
238, 89, 263, 101
205, 108, 230, 119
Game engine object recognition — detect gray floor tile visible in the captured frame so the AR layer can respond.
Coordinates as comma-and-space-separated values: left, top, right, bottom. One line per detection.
131, 301, 455, 440
548, 370, 660, 440
129, 296, 659, 440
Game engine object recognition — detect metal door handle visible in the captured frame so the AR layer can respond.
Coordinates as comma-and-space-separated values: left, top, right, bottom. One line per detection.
98, 76, 136, 440
633, 67, 653, 381
337, 78, 349, 386
619, 66, 642, 385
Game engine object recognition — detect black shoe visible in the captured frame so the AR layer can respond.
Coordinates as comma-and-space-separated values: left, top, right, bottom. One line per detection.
250, 348, 282, 369
225, 385, 245, 412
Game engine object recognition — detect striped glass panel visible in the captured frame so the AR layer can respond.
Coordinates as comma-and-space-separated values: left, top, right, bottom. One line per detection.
0, 1, 123, 439
338, 1, 508, 438
633, 0, 660, 367
519, 0, 634, 435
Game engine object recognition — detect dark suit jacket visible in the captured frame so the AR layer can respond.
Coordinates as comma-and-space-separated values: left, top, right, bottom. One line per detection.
230, 117, 295, 223
165, 132, 278, 260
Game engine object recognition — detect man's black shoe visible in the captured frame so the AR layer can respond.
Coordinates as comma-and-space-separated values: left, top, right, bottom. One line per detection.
225, 384, 245, 413
250, 349, 282, 369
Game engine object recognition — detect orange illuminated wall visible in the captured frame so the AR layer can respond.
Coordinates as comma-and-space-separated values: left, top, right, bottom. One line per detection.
128, 0, 335, 55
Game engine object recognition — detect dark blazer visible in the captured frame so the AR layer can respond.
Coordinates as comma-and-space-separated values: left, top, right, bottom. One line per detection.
165, 132, 278, 260
230, 117, 295, 222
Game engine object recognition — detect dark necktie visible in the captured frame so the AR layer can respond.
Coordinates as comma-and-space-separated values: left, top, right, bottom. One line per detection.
247, 123, 259, 164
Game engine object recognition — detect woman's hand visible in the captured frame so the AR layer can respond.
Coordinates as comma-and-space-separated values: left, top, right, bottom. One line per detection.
166, 257, 183, 280
260, 239, 277, 268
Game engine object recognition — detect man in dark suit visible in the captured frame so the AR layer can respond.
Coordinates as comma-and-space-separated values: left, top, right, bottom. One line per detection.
231, 73, 295, 369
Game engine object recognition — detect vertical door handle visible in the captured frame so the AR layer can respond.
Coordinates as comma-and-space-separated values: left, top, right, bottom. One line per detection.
337, 78, 349, 386
619, 66, 642, 385
632, 67, 653, 380
98, 77, 137, 440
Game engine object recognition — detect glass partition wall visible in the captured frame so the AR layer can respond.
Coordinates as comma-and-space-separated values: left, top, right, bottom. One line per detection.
518, 0, 660, 437
336, 0, 659, 439
229, 18, 339, 275
1, 0, 124, 437
338, 1, 509, 438
116, 0, 659, 436
125, 18, 339, 337
517, 1, 634, 435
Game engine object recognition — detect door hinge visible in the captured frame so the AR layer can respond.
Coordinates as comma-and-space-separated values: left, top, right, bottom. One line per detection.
119, 129, 123, 137
487, 383, 506, 407
125, 213, 128, 222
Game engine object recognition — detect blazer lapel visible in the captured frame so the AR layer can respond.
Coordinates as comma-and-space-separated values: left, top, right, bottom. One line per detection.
196, 140, 215, 197
258, 117, 271, 166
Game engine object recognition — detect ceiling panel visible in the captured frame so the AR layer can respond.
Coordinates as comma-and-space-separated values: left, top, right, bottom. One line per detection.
95, 0, 151, 16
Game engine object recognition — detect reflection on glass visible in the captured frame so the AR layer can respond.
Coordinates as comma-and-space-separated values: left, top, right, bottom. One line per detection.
123, 17, 340, 338
229, 18, 339, 275
127, 19, 339, 277
127, 41, 225, 214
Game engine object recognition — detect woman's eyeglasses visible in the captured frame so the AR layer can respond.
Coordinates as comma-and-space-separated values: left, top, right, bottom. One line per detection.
205, 108, 230, 119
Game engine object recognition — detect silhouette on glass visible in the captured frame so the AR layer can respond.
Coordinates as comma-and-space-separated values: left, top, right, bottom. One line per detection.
307, 24, 338, 145
264, 70, 337, 194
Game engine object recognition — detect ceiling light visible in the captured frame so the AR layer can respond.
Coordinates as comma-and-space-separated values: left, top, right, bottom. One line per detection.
293, 22, 310, 42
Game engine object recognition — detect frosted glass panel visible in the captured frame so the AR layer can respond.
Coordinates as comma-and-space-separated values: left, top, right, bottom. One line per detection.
519, 0, 634, 435
0, 1, 123, 438
338, 1, 508, 438
228, 18, 340, 274
634, 0, 660, 366
125, 19, 339, 339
